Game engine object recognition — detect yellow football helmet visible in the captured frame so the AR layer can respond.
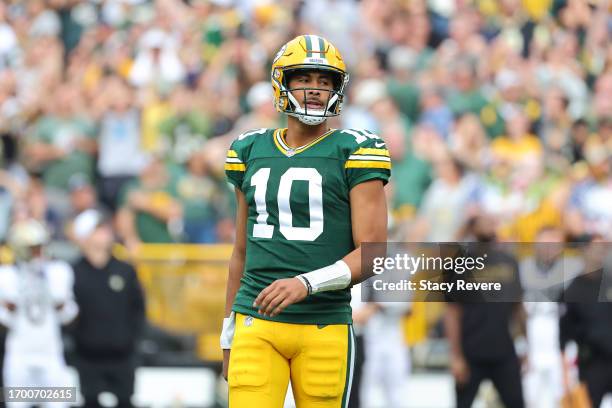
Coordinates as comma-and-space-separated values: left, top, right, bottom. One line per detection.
8, 219, 50, 261
271, 35, 349, 125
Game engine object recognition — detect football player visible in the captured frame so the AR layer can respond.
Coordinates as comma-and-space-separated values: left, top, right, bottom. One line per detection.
0, 219, 78, 408
220, 35, 391, 408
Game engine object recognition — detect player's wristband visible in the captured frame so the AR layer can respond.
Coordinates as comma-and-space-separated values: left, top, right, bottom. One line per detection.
220, 311, 236, 350
514, 336, 528, 357
296, 260, 352, 295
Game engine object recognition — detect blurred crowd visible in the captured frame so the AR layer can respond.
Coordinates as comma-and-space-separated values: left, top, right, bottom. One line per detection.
0, 0, 611, 249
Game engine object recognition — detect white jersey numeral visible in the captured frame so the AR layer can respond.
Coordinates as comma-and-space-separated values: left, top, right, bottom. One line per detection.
238, 128, 267, 140
340, 129, 380, 144
251, 167, 324, 241
251, 168, 274, 238
278, 168, 323, 241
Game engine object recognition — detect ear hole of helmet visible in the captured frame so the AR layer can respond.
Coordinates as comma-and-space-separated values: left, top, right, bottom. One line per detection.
278, 94, 289, 110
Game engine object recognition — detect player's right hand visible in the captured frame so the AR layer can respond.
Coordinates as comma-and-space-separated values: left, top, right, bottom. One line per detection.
254, 277, 308, 317
222, 349, 230, 382
450, 354, 470, 386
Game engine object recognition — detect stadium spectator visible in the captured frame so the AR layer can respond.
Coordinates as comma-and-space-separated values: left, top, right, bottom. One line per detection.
565, 144, 612, 240
69, 209, 145, 408
26, 0, 61, 39
389, 123, 434, 223
14, 175, 63, 240
23, 83, 97, 217
409, 151, 479, 241
116, 156, 182, 248
96, 77, 148, 211
448, 113, 489, 171
221, 81, 280, 139
0, 3, 20, 71
128, 27, 185, 88
593, 73, 612, 120
158, 85, 212, 164
447, 60, 489, 119
68, 173, 98, 217
569, 118, 591, 164
0, 168, 24, 242
175, 149, 227, 244
419, 85, 454, 140
491, 108, 542, 165
385, 47, 421, 124
538, 87, 573, 168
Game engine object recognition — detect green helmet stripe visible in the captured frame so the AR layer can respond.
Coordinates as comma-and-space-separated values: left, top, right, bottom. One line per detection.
318, 36, 326, 55
305, 35, 313, 57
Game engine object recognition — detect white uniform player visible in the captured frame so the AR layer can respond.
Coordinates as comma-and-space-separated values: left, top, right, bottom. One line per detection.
520, 251, 582, 408
360, 302, 411, 408
0, 220, 78, 408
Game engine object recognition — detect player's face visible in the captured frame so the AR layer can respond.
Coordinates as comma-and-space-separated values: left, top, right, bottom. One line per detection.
534, 229, 564, 263
88, 224, 114, 251
287, 71, 334, 111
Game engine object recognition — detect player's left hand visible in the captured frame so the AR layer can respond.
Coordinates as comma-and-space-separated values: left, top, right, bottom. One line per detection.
254, 278, 308, 317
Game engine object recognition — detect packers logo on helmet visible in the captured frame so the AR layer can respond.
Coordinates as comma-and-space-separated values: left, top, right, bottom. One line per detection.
271, 35, 349, 126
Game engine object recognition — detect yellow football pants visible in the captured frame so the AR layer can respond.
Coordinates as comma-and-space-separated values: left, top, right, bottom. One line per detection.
228, 313, 355, 408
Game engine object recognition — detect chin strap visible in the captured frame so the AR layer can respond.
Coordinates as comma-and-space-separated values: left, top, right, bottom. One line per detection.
296, 260, 352, 295
286, 90, 331, 126
297, 114, 326, 125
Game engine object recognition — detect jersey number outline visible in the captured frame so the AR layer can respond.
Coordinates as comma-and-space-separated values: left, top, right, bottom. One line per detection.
340, 129, 380, 144
251, 167, 323, 241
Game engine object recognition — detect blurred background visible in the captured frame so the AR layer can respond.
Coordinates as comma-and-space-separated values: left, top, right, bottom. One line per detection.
0, 0, 611, 407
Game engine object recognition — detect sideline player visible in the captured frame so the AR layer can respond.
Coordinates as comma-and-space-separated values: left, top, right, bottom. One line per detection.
220, 35, 391, 407
520, 226, 582, 408
0, 219, 78, 408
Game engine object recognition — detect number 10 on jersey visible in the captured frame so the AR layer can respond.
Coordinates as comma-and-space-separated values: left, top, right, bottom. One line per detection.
251, 167, 323, 242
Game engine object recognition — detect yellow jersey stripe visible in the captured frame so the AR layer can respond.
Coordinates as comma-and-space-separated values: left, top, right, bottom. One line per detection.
227, 150, 238, 158
275, 128, 291, 150
273, 129, 287, 155
225, 163, 246, 171
348, 155, 391, 162
353, 148, 389, 156
345, 160, 391, 169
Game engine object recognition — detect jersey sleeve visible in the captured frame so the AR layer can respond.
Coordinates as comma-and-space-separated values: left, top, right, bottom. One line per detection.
225, 128, 268, 190
225, 139, 247, 190
345, 135, 391, 189
46, 261, 74, 303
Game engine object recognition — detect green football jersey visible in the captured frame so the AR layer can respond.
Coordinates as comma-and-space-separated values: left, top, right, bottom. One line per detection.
225, 128, 391, 324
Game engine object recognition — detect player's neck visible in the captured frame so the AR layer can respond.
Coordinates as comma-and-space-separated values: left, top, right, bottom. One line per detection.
285, 118, 331, 148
